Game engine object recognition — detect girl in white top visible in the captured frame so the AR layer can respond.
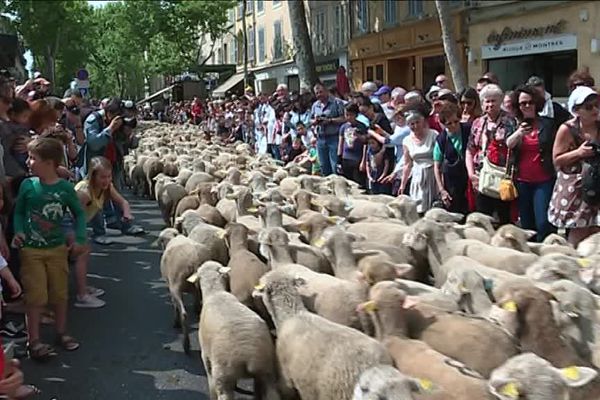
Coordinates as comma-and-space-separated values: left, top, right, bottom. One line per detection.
400, 110, 439, 214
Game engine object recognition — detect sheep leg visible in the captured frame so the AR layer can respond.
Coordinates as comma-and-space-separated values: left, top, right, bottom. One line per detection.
254, 376, 281, 400
169, 287, 190, 353
203, 356, 218, 400
212, 367, 235, 400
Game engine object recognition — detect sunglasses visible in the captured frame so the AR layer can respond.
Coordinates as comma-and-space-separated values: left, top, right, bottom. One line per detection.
519, 101, 534, 107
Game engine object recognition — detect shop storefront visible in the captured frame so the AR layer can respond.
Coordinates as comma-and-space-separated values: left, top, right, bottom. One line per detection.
348, 16, 465, 91
315, 53, 349, 88
253, 61, 299, 94
468, 2, 600, 98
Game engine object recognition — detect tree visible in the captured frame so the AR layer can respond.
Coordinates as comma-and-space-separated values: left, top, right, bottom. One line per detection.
287, 0, 317, 90
241, 0, 248, 89
435, 0, 467, 92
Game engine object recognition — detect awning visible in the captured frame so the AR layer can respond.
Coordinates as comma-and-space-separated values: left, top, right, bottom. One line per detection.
137, 85, 175, 105
212, 72, 245, 98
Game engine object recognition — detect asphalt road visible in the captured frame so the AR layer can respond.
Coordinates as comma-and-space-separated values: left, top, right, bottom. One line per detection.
19, 194, 213, 400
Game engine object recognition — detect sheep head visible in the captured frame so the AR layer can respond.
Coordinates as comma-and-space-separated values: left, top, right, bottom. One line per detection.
353, 365, 437, 400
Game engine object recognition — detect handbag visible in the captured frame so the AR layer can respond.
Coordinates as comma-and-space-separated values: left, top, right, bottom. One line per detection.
499, 157, 518, 202
478, 156, 506, 199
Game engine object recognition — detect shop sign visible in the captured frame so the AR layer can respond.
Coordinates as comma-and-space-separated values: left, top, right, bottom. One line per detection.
481, 34, 577, 60
316, 59, 340, 75
487, 20, 567, 49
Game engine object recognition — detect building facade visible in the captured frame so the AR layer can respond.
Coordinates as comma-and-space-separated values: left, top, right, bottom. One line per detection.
306, 0, 350, 88
467, 0, 600, 98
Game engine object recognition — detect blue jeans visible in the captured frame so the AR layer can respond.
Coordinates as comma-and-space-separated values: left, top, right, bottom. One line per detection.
268, 144, 281, 161
89, 200, 131, 236
516, 179, 556, 242
317, 135, 339, 176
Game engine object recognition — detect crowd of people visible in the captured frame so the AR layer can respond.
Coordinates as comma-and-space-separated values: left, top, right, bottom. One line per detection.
195, 67, 600, 248
0, 70, 147, 398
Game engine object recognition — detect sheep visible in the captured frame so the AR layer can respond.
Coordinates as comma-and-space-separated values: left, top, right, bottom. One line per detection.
142, 156, 164, 198
225, 223, 269, 308
157, 182, 187, 226
254, 270, 393, 400
160, 235, 211, 353
187, 222, 229, 265
353, 366, 440, 400
488, 353, 597, 400
577, 232, 600, 257
359, 282, 488, 399
188, 261, 280, 400
489, 224, 537, 253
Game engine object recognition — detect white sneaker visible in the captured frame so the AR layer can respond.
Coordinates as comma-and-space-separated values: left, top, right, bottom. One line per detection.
75, 294, 106, 309
87, 286, 105, 297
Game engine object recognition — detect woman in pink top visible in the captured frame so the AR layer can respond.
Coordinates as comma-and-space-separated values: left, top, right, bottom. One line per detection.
506, 85, 558, 242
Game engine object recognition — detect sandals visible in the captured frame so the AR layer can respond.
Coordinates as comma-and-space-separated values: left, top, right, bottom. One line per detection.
27, 341, 57, 361
14, 384, 41, 399
55, 334, 80, 351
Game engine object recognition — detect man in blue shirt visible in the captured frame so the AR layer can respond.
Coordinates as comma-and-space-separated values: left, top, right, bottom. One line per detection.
311, 83, 345, 176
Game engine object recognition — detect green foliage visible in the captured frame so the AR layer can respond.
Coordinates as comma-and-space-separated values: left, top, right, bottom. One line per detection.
1, 0, 236, 99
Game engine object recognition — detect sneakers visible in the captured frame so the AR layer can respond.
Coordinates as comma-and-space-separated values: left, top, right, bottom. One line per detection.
87, 286, 105, 297
75, 294, 106, 309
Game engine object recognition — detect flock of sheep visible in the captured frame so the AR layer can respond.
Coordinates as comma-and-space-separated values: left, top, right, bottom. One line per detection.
124, 121, 600, 399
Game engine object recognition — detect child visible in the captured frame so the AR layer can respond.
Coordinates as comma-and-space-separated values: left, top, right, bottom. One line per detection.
13, 137, 87, 360
72, 156, 134, 308
6, 98, 32, 177
366, 136, 392, 195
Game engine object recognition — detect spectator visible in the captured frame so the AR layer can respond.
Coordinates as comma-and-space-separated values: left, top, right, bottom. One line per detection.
375, 85, 391, 105
507, 85, 557, 242
336, 66, 351, 99
502, 91, 515, 118
405, 91, 423, 106
311, 83, 345, 176
285, 94, 312, 145
4, 99, 32, 183
357, 95, 393, 134
548, 86, 600, 245
399, 110, 438, 213
567, 67, 596, 94
434, 103, 470, 214
526, 76, 571, 131
253, 92, 276, 155
437, 89, 458, 106
435, 74, 448, 89
191, 97, 203, 124
426, 86, 444, 133
13, 138, 87, 360
275, 83, 289, 102
466, 84, 516, 225
459, 87, 482, 124
366, 135, 392, 195
361, 81, 380, 104
337, 103, 368, 188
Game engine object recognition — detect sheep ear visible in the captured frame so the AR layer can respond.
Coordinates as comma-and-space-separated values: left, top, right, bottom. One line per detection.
347, 232, 366, 242
394, 263, 413, 278
523, 229, 537, 239
186, 272, 199, 284
556, 366, 598, 387
353, 250, 381, 260
409, 378, 437, 394
218, 266, 231, 275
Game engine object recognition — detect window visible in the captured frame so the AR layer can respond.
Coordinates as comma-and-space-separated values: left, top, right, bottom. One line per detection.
237, 0, 243, 18
256, 0, 264, 13
408, 0, 424, 17
366, 66, 374, 82
375, 64, 384, 82
223, 43, 228, 64
246, 0, 253, 14
357, 0, 368, 33
248, 27, 255, 61
313, 10, 326, 54
227, 9, 235, 24
273, 20, 283, 60
258, 27, 265, 63
334, 4, 345, 48
230, 38, 238, 64
272, 0, 281, 8
384, 0, 396, 24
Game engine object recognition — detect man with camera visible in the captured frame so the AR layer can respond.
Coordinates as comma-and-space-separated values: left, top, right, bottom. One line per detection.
82, 97, 143, 240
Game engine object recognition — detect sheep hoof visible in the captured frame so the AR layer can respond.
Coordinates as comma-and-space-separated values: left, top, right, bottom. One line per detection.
173, 318, 181, 329
183, 337, 191, 355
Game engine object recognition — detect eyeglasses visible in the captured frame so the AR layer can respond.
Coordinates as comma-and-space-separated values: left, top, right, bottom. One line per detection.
519, 101, 534, 107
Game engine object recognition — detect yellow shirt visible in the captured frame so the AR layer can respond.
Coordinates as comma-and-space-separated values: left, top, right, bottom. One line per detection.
74, 180, 110, 222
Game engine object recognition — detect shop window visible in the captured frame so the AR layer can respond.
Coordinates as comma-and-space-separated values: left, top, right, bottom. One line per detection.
408, 0, 424, 17
366, 66, 374, 82
487, 50, 576, 98
375, 64, 384, 82
288, 75, 300, 93
421, 54, 445, 89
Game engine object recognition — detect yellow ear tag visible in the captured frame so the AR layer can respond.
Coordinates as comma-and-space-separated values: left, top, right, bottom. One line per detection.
247, 207, 258, 213
254, 282, 265, 290
499, 382, 519, 398
562, 366, 580, 381
502, 300, 518, 313
313, 237, 326, 248
362, 301, 378, 312
216, 230, 227, 239
187, 274, 199, 284
418, 378, 433, 391
327, 216, 338, 224
578, 258, 592, 268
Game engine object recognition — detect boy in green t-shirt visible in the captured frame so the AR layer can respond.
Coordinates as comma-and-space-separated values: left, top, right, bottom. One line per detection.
13, 138, 87, 360
308, 136, 321, 175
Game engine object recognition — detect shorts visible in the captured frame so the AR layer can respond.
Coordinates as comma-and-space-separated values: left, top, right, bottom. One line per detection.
20, 245, 69, 306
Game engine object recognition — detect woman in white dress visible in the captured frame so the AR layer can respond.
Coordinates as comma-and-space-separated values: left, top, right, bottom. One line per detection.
399, 110, 439, 214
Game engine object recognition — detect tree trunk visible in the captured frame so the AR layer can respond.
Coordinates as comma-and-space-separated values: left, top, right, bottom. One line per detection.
288, 0, 318, 90
44, 45, 55, 90
434, 0, 466, 92
242, 0, 249, 90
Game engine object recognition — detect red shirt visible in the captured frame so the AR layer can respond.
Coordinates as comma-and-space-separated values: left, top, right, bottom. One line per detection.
517, 127, 553, 183
428, 114, 443, 133
191, 102, 202, 117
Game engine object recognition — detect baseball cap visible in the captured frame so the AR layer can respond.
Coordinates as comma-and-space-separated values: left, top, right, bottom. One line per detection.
568, 86, 598, 115
374, 85, 391, 97
526, 76, 544, 87
361, 81, 378, 93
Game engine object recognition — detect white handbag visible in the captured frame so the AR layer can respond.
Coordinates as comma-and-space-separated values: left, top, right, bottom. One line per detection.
478, 156, 506, 199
